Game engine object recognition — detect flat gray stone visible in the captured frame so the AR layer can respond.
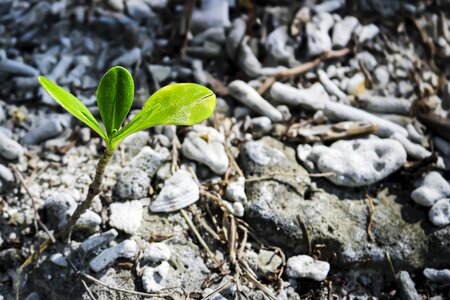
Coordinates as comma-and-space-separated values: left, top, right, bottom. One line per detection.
0, 130, 24, 160
114, 168, 150, 200
89, 240, 138, 272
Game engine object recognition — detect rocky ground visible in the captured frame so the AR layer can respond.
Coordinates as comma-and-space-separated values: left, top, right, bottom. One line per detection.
1, 0, 450, 299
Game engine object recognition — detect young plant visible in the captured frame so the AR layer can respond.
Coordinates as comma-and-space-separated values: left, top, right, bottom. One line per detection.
38, 66, 216, 238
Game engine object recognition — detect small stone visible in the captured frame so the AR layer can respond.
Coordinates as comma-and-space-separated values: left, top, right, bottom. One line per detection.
266, 26, 294, 62
0, 130, 24, 160
225, 176, 247, 203
434, 137, 450, 156
23, 119, 64, 144
149, 64, 171, 83
106, 0, 124, 11
89, 240, 138, 272
374, 66, 390, 86
226, 18, 246, 59
355, 51, 378, 71
257, 250, 283, 278
114, 168, 150, 200
126, 0, 154, 20
81, 229, 119, 253
112, 48, 142, 67
142, 261, 170, 292
150, 169, 199, 212
251, 116, 273, 139
411, 172, 450, 207
308, 138, 407, 187
191, 0, 230, 32
332, 16, 359, 48
396, 271, 420, 300
314, 0, 345, 13
109, 200, 143, 234
392, 133, 431, 160
44, 192, 77, 229
285, 255, 330, 281
0, 58, 39, 76
75, 210, 102, 230
306, 23, 332, 56
228, 80, 283, 122
0, 164, 13, 184
429, 199, 450, 227
423, 268, 450, 283
346, 73, 366, 96
182, 125, 229, 174
50, 253, 68, 267
129, 146, 168, 177
142, 242, 171, 263
223, 200, 245, 217
358, 24, 380, 43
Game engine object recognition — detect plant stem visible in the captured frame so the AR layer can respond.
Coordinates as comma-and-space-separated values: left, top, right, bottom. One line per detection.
56, 148, 114, 239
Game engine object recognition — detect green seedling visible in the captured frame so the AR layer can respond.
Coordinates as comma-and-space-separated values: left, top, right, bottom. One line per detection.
17, 66, 215, 292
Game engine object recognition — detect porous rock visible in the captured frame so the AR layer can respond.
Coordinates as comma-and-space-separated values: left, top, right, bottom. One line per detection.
109, 200, 143, 234
114, 168, 150, 200
429, 199, 450, 227
141, 261, 170, 292
306, 138, 407, 187
89, 239, 138, 272
411, 172, 450, 207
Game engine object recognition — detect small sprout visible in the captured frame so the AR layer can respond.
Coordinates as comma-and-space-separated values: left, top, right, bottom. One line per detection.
38, 66, 216, 150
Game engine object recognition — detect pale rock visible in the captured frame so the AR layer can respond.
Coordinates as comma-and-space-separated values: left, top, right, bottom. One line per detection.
109, 200, 143, 234
429, 199, 450, 227
114, 168, 150, 200
225, 176, 247, 202
0, 58, 39, 76
358, 24, 380, 43
142, 242, 171, 263
423, 268, 450, 283
129, 146, 169, 177
307, 138, 407, 187
150, 170, 199, 212
346, 73, 366, 96
149, 64, 171, 83
266, 26, 294, 62
286, 255, 330, 281
182, 125, 229, 174
317, 69, 347, 100
0, 130, 24, 160
314, 0, 345, 13
50, 253, 68, 267
392, 133, 431, 160
306, 23, 332, 56
411, 172, 450, 207
226, 18, 246, 59
106, 0, 124, 11
228, 80, 283, 122
112, 48, 141, 66
75, 210, 102, 230
23, 119, 64, 144
332, 16, 359, 48
81, 229, 119, 253
126, 0, 154, 20
434, 137, 450, 156
374, 66, 390, 86
396, 271, 420, 300
358, 95, 411, 115
142, 261, 170, 292
192, 0, 230, 32
89, 240, 138, 272
223, 200, 244, 217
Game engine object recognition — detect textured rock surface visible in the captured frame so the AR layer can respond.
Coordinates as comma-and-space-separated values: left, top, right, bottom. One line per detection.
242, 137, 450, 270
114, 168, 150, 200
286, 255, 330, 281
109, 200, 143, 234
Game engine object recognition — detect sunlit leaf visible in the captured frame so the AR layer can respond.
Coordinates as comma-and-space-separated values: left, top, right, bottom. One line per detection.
96, 66, 134, 137
110, 83, 215, 148
38, 76, 108, 140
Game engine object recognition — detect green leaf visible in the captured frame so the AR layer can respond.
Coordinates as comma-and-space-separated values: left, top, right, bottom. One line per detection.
38, 76, 108, 141
96, 66, 134, 137
110, 83, 216, 148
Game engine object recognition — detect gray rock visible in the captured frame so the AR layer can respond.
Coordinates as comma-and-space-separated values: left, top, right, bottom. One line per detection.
434, 137, 450, 156
141, 261, 170, 292
150, 169, 199, 212
318, 69, 347, 100
0, 130, 24, 160
23, 119, 65, 144
429, 199, 450, 227
306, 23, 332, 56
129, 146, 168, 177
126, 0, 154, 20
228, 80, 283, 122
374, 66, 390, 86
266, 26, 294, 62
355, 51, 378, 71
358, 24, 380, 43
81, 229, 119, 253
114, 168, 150, 200
392, 133, 431, 160
181, 125, 229, 174
106, 0, 124, 11
50, 253, 68, 268
332, 16, 359, 48
396, 271, 420, 300
257, 250, 283, 278
271, 82, 408, 137
285, 255, 330, 281
44, 192, 77, 229
314, 0, 345, 13
191, 0, 230, 33
225, 176, 247, 203
89, 239, 138, 272
142, 242, 171, 263
243, 137, 437, 270
423, 268, 450, 283
0, 58, 39, 76
149, 64, 171, 83
75, 210, 102, 230
307, 138, 407, 187
112, 48, 141, 66
411, 172, 450, 207
226, 18, 246, 59
358, 95, 411, 115
0, 164, 14, 185
109, 200, 143, 234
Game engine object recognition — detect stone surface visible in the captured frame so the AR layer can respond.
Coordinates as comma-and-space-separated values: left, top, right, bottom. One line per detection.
423, 268, 450, 283
0, 130, 24, 160
305, 138, 407, 187
332, 16, 359, 48
257, 250, 283, 278
114, 168, 150, 200
89, 240, 138, 272
396, 271, 420, 300
142, 242, 171, 263
306, 23, 332, 56
81, 229, 119, 253
242, 137, 448, 270
23, 119, 64, 144
411, 172, 450, 207
429, 199, 450, 227
141, 261, 170, 292
109, 200, 143, 234
182, 125, 229, 174
150, 170, 199, 212
128, 146, 169, 177
225, 176, 247, 203
285, 255, 330, 281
